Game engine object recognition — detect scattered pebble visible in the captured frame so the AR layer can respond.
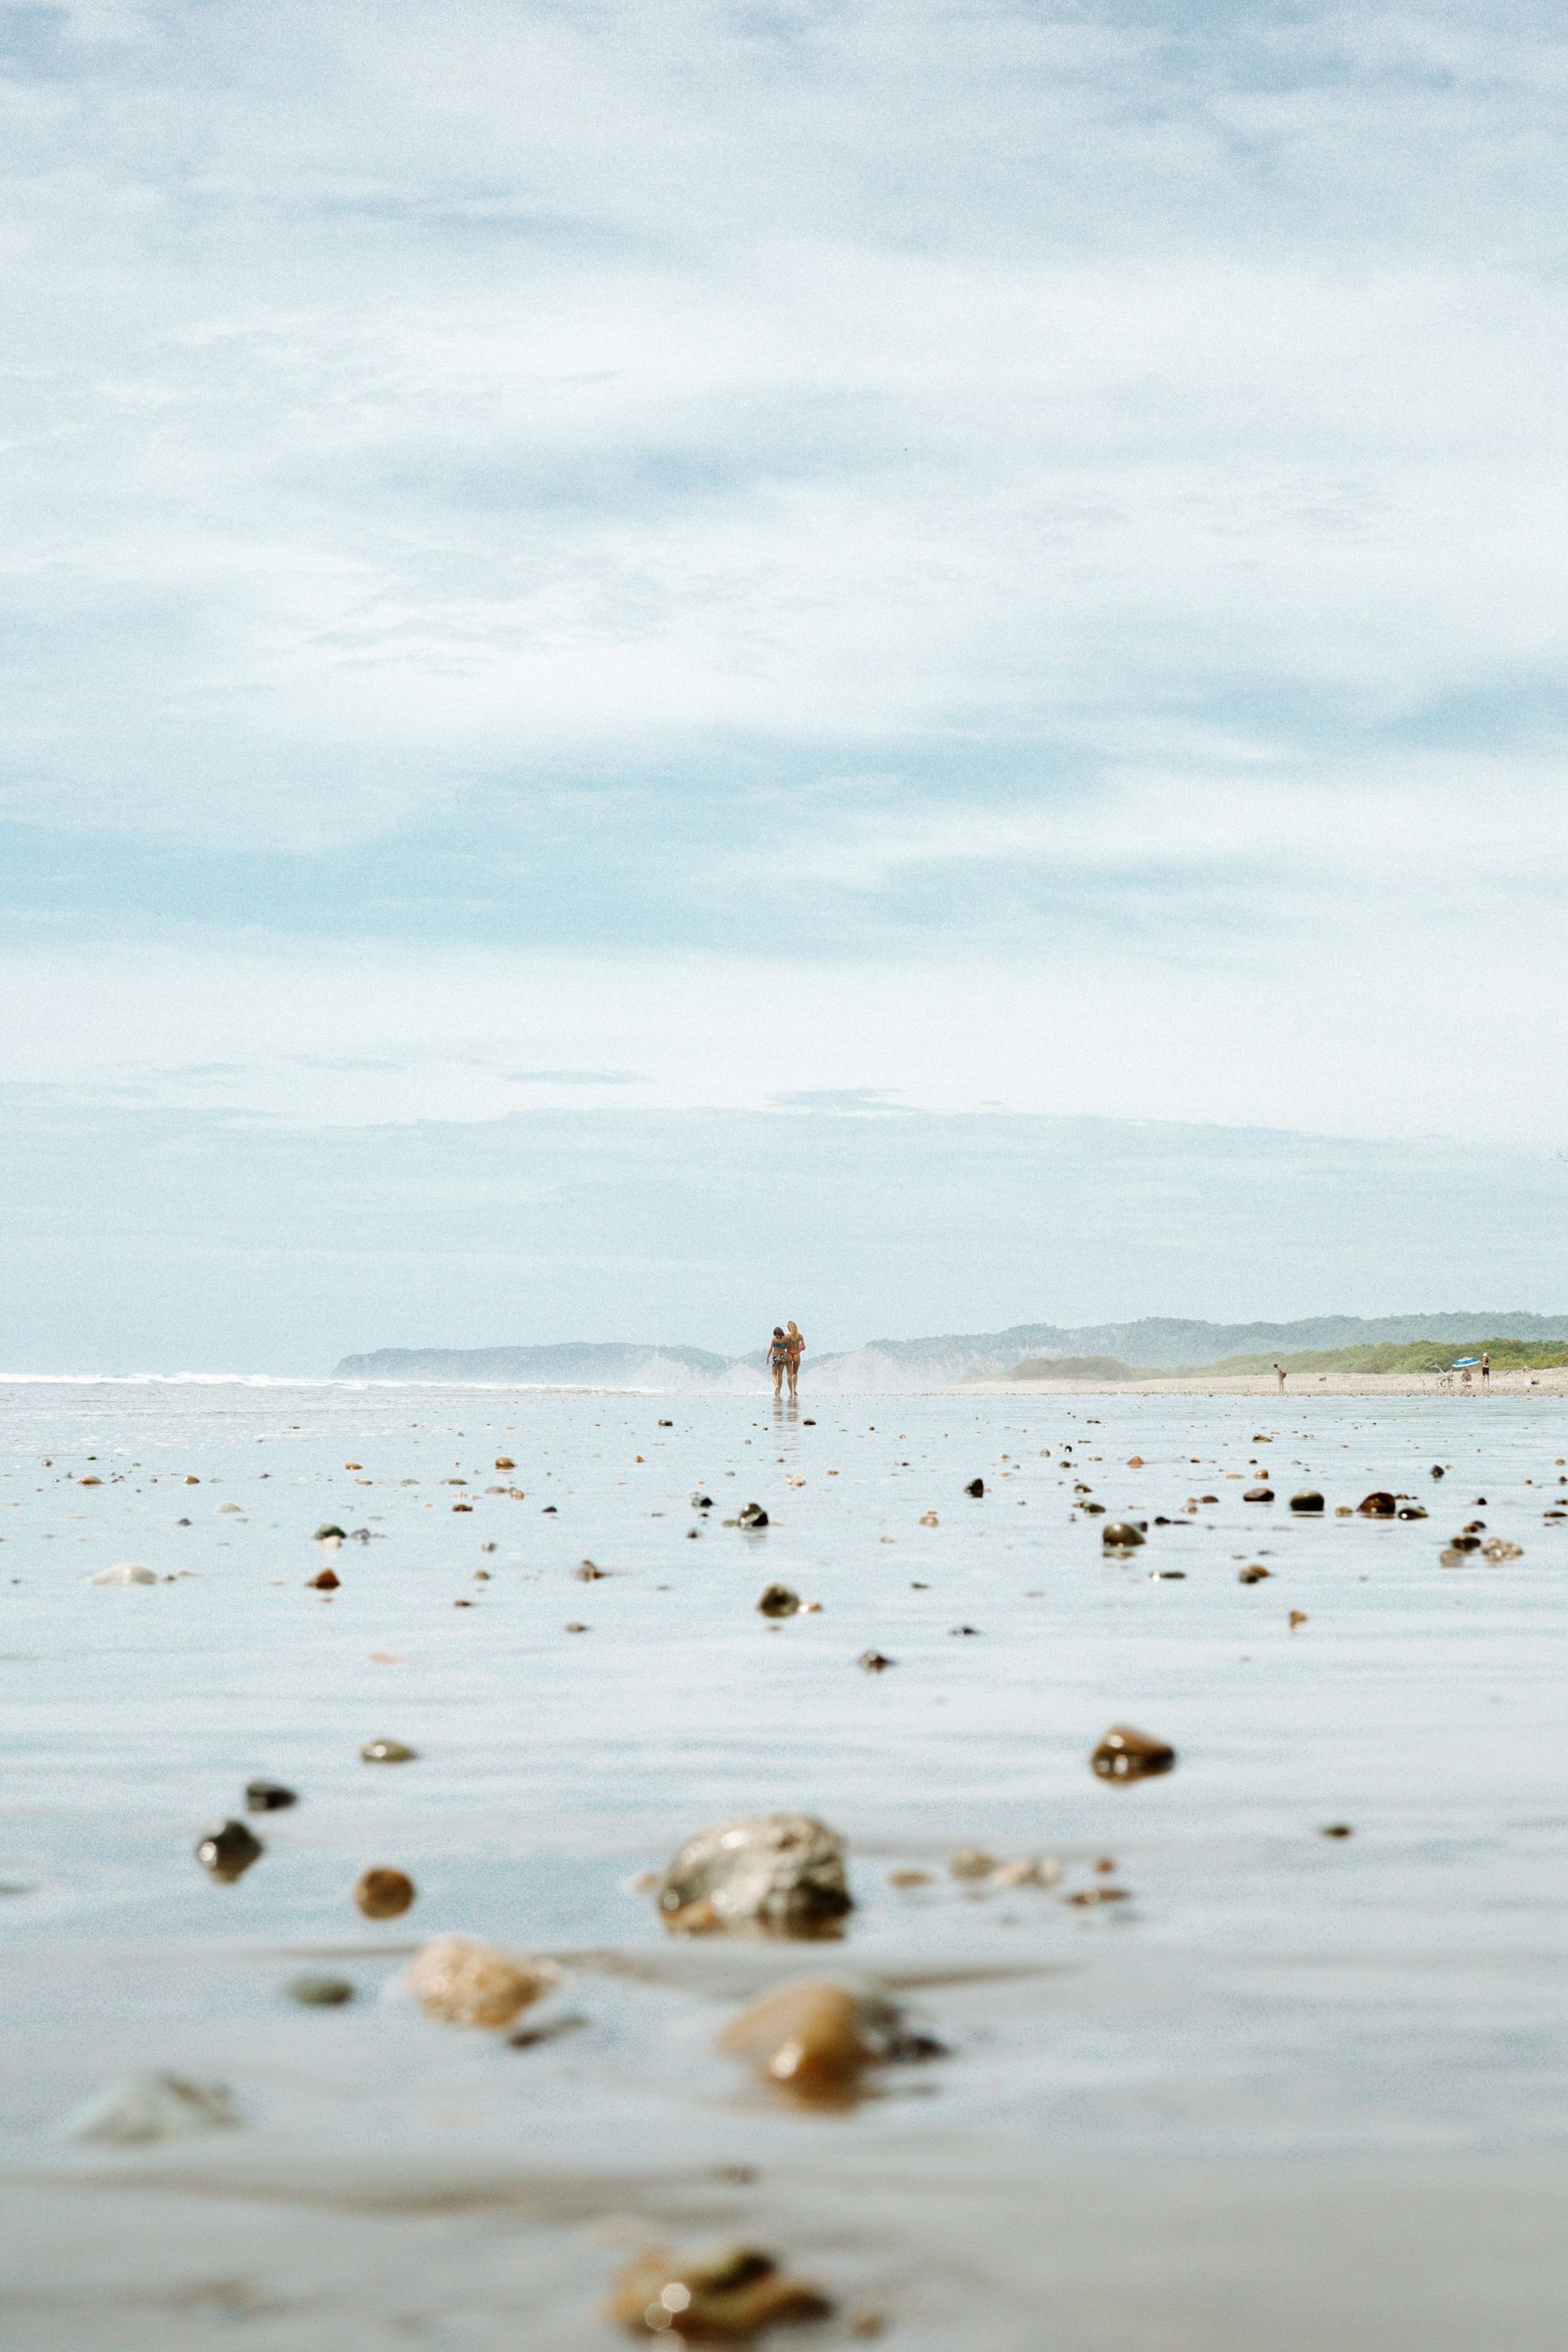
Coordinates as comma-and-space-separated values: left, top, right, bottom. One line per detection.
1090, 1725, 1176, 1783
68, 2072, 242, 2145
858, 1648, 895, 1672
756, 1584, 801, 1617
947, 1849, 996, 1880
1320, 1824, 1353, 1839
88, 1561, 157, 1586
1101, 1522, 1144, 1548
1290, 1492, 1325, 1514
361, 1739, 416, 1763
407, 1934, 560, 2029
737, 1503, 769, 1528
1357, 1491, 1397, 1516
1238, 1564, 1271, 1584
308, 1566, 340, 1589
719, 1978, 887, 2101
1244, 1486, 1274, 1503
657, 1813, 853, 1937
245, 1779, 296, 1811
965, 1477, 984, 1497
287, 1974, 354, 2006
354, 1866, 416, 1919
195, 1819, 264, 1882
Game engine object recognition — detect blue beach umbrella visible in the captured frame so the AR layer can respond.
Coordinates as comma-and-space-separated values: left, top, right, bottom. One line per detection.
1451, 1356, 1480, 1368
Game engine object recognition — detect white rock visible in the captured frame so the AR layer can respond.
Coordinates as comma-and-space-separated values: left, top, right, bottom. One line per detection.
67, 2071, 242, 2145
89, 1562, 157, 1585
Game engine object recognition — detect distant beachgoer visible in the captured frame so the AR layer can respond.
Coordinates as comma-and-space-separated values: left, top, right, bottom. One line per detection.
1274, 1361, 1285, 1392
786, 1321, 804, 1400
768, 1326, 789, 1398
1481, 1351, 1490, 1387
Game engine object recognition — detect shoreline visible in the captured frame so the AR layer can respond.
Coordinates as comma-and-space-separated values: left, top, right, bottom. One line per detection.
968, 1369, 1568, 1397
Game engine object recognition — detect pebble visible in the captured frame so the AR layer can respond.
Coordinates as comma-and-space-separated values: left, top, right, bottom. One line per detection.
1238, 1564, 1271, 1583
965, 1477, 984, 1497
919, 1510, 938, 1526
88, 1561, 157, 1585
737, 1503, 769, 1527
407, 1934, 560, 2029
1243, 1486, 1274, 1503
1101, 1521, 1144, 1547
1357, 1492, 1397, 1516
608, 2245, 832, 2340
195, 1819, 264, 1881
577, 1559, 608, 1579
245, 1779, 296, 1811
361, 1739, 416, 1762
657, 1813, 853, 1937
1090, 1724, 1177, 1782
1398, 1503, 1428, 1519
718, 1978, 884, 2100
313, 1522, 346, 1543
309, 1566, 340, 1589
1290, 1491, 1325, 1513
68, 2071, 242, 2145
858, 1648, 895, 1672
947, 1848, 996, 1879
1320, 1824, 1353, 1840
287, 1974, 354, 2005
756, 1584, 801, 1617
354, 1866, 416, 1918
496, 1455, 516, 1469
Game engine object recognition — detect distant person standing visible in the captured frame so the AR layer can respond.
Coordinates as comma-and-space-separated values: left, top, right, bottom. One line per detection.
1481, 1351, 1490, 1388
785, 1321, 804, 1401
768, 1326, 789, 1398
1274, 1361, 1286, 1393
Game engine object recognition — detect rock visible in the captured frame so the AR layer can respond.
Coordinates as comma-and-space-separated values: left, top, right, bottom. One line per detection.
78, 1474, 102, 1486
89, 1561, 157, 1585
495, 1455, 516, 1469
1090, 1725, 1176, 1783
918, 1511, 938, 1526
717, 1979, 891, 2100
858, 1648, 895, 1672
245, 1779, 296, 1811
1067, 1884, 1130, 1906
1398, 1503, 1428, 1519
1238, 1564, 1271, 1583
1357, 1492, 1397, 1516
1126, 1455, 1143, 1467
1101, 1521, 1145, 1548
1481, 1539, 1523, 1561
313, 1523, 346, 1543
1431, 1465, 1446, 1478
888, 1867, 931, 1887
737, 1503, 768, 1528
1290, 1608, 1309, 1628
1289, 1491, 1325, 1513
608, 2244, 832, 2340
361, 1739, 416, 1762
756, 1584, 800, 1617
407, 1934, 560, 2029
691, 1490, 714, 1508
354, 1867, 416, 1919
657, 1813, 853, 1937
216, 1501, 243, 1514
1320, 1823, 1353, 1839
287, 1974, 354, 2005
1243, 1486, 1274, 1503
965, 1477, 984, 1497
195, 1819, 264, 1882
68, 2071, 242, 2145
577, 1559, 608, 1579
1447, 1535, 1482, 1554
947, 1848, 996, 1879
309, 1567, 340, 1589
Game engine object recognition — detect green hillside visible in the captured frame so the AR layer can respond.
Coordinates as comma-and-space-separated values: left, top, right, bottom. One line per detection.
1168, 1337, 1568, 1377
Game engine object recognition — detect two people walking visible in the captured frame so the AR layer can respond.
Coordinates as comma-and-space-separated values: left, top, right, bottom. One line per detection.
768, 1321, 804, 1401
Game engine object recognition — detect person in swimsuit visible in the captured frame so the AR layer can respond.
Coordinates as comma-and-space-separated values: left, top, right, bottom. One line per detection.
768, 1327, 789, 1397
785, 1321, 804, 1400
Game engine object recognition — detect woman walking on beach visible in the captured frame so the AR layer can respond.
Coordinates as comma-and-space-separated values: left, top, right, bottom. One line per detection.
786, 1320, 804, 1401
768, 1327, 790, 1398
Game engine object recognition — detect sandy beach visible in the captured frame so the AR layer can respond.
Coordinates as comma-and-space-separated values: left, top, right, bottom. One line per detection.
2, 1379, 1566, 2349
978, 1368, 1568, 1397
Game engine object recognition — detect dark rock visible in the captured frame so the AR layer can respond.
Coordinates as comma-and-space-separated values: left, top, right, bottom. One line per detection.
757, 1584, 800, 1617
1357, 1491, 1397, 1516
361, 1738, 416, 1762
1101, 1521, 1145, 1548
965, 1478, 985, 1497
313, 1523, 346, 1541
196, 1819, 263, 1882
354, 1866, 416, 1919
1238, 1564, 1271, 1583
858, 1648, 896, 1671
287, 1974, 354, 2006
1090, 1725, 1176, 1783
1244, 1486, 1274, 1502
737, 1503, 769, 1528
308, 1566, 340, 1589
1431, 1465, 1446, 1478
1290, 1491, 1325, 1513
1320, 1823, 1353, 1839
949, 1624, 981, 1634
245, 1779, 296, 1812
1397, 1503, 1428, 1519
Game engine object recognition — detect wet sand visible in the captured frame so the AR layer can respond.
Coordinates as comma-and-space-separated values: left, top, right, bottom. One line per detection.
2, 1379, 1566, 2348
979, 1369, 1568, 1396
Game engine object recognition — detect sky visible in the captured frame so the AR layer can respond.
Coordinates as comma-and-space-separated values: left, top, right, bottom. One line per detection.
2, 0, 1566, 1366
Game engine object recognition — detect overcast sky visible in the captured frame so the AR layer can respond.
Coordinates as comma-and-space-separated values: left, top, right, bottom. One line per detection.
2, 1, 1566, 1364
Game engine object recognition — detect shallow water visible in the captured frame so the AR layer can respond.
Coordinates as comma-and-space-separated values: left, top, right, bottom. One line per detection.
2, 1380, 1566, 2348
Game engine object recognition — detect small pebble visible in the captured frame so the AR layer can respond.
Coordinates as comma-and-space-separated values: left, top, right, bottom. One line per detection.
245, 1779, 296, 1811
1090, 1725, 1176, 1783
354, 1866, 416, 1919
287, 1974, 354, 2006
361, 1739, 416, 1763
195, 1819, 264, 1882
407, 1934, 559, 2029
607, 2245, 831, 2339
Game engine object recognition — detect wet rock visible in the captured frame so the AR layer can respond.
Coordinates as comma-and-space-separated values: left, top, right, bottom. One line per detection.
1481, 1539, 1523, 1561
245, 1779, 296, 1812
1238, 1564, 1272, 1583
495, 1455, 516, 1470
354, 1866, 416, 1919
68, 2072, 242, 2145
361, 1738, 416, 1762
691, 1490, 714, 1508
1289, 1609, 1309, 1628
1290, 1491, 1325, 1513
309, 1566, 340, 1589
1090, 1725, 1176, 1783
947, 1848, 996, 1879
608, 2244, 831, 2340
1101, 1521, 1145, 1548
577, 1559, 608, 1579
657, 1813, 853, 1937
1398, 1503, 1428, 1520
718, 1978, 889, 2101
1357, 1491, 1397, 1516
1446, 1535, 1482, 1554
1081, 1502, 1106, 1515
965, 1478, 984, 1497
858, 1648, 895, 1672
1320, 1824, 1353, 1839
195, 1819, 264, 1882
287, 1974, 354, 2005
737, 1503, 769, 1528
918, 1510, 938, 1526
313, 1522, 346, 1543
407, 1934, 560, 2029
1431, 1464, 1446, 1478
756, 1584, 800, 1617
1243, 1486, 1274, 1503
89, 1561, 157, 1585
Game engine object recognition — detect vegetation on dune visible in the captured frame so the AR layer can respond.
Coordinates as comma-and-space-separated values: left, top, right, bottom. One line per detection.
991, 1338, 1568, 1381
997, 1355, 1137, 1381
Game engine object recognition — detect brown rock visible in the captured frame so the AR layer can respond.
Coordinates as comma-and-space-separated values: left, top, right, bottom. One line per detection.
195, 1819, 264, 1882
361, 1739, 416, 1762
1243, 1486, 1274, 1503
717, 1979, 884, 2101
308, 1567, 340, 1590
756, 1584, 800, 1617
407, 1934, 559, 2029
1357, 1491, 1397, 1516
657, 1813, 852, 1937
608, 2244, 831, 2340
1238, 1564, 1271, 1583
1090, 1725, 1176, 1783
354, 1867, 415, 1919
1289, 1491, 1325, 1513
